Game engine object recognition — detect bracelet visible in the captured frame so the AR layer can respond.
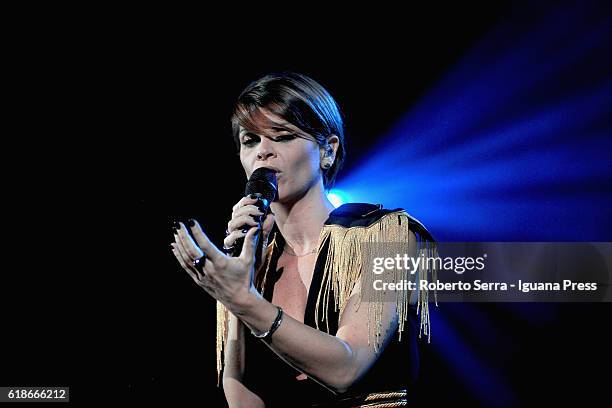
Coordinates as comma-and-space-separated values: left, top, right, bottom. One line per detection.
251, 306, 283, 341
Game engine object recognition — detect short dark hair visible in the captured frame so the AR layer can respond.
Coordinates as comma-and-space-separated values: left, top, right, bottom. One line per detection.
231, 72, 346, 190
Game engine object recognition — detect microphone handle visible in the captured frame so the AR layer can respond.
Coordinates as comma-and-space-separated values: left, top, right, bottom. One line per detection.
230, 196, 270, 257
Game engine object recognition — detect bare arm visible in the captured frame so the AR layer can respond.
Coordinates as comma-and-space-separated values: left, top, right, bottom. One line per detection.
229, 231, 418, 394
231, 286, 397, 394
222, 312, 265, 408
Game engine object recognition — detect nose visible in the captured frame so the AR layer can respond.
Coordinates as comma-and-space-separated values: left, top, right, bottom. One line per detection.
256, 138, 276, 161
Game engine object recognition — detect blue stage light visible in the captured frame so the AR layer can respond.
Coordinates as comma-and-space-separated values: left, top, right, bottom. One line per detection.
327, 189, 351, 207
333, 3, 612, 242
329, 5, 611, 405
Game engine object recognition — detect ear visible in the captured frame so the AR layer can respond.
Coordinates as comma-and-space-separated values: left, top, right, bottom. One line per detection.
327, 134, 340, 157
320, 134, 340, 161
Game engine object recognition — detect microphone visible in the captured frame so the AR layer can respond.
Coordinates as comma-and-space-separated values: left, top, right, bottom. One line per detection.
231, 167, 278, 256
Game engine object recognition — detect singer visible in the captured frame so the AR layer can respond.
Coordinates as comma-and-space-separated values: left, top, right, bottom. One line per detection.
171, 72, 437, 407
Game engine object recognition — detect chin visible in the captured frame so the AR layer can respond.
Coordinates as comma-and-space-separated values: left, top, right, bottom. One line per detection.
278, 187, 312, 206
274, 185, 294, 204
274, 191, 290, 204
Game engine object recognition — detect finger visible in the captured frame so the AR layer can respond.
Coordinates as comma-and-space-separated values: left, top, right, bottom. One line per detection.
232, 204, 263, 219
261, 212, 275, 238
175, 227, 212, 281
232, 196, 260, 214
187, 219, 225, 263
174, 238, 207, 281
173, 236, 193, 265
223, 229, 248, 248
173, 231, 194, 262
240, 225, 260, 261
232, 194, 258, 210
171, 243, 200, 281
177, 223, 204, 260
227, 214, 261, 232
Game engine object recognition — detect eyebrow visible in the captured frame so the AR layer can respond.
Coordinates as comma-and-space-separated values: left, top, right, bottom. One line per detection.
240, 127, 295, 137
270, 125, 293, 132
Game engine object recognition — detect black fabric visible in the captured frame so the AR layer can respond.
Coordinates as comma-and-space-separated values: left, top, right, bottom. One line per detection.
325, 203, 435, 242
241, 203, 430, 407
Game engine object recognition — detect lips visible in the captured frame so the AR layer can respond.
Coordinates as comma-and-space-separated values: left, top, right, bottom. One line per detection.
254, 166, 281, 174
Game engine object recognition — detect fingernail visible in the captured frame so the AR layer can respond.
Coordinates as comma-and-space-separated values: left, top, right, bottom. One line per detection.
187, 219, 195, 227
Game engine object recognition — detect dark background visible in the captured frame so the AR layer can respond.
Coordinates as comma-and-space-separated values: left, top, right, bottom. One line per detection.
2, 1, 610, 407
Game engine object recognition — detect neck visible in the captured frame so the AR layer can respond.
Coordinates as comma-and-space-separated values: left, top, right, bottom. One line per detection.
270, 180, 335, 255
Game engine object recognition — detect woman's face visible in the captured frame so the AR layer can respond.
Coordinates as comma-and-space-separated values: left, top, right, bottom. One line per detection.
239, 108, 323, 203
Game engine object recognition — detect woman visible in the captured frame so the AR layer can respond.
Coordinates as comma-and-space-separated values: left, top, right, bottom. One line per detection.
171, 72, 437, 407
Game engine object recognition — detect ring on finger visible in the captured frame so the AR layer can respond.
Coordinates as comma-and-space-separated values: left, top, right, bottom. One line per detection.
192, 253, 208, 274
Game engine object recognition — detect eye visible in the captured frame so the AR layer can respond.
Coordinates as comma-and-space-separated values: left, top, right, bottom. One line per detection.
241, 136, 258, 147
274, 134, 297, 142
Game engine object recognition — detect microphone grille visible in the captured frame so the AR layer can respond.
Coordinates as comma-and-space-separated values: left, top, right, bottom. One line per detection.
245, 167, 278, 202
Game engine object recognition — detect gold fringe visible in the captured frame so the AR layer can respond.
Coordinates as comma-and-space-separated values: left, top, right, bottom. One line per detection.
215, 212, 438, 383
216, 300, 228, 386
356, 402, 407, 408
258, 231, 277, 296
314, 211, 438, 352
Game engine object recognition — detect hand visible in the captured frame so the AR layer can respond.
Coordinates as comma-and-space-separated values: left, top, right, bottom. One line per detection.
171, 220, 260, 308
224, 194, 275, 254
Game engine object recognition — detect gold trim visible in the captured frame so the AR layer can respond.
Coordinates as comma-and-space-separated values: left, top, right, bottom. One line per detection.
314, 210, 438, 352
364, 390, 407, 401
356, 401, 407, 408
